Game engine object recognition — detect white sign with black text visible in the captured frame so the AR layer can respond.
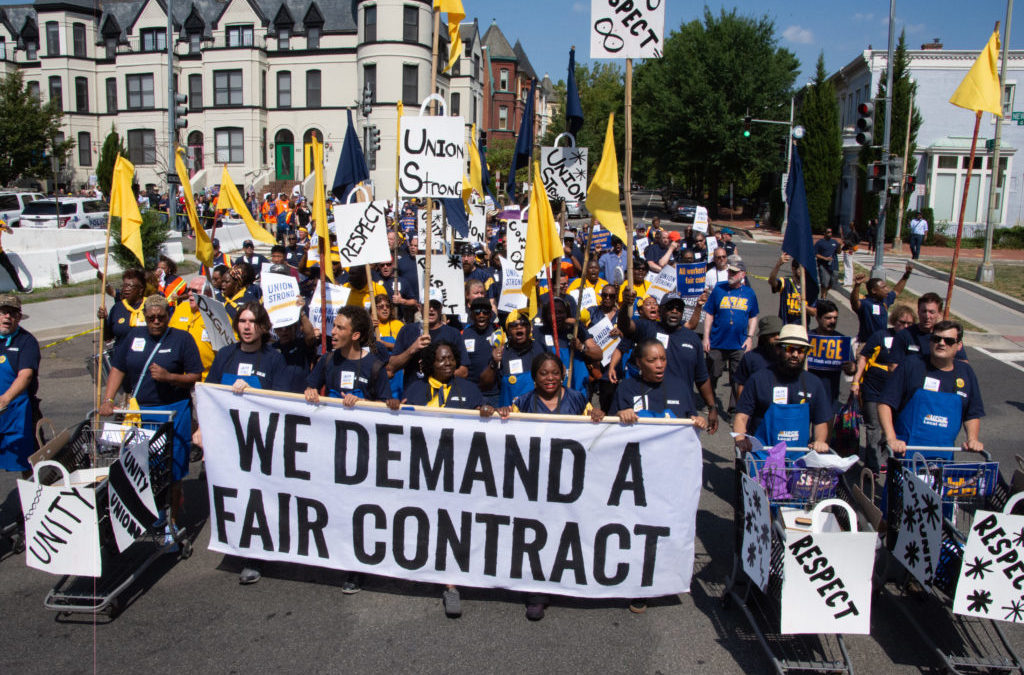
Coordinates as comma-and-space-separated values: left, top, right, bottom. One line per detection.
108, 439, 159, 552
953, 505, 1024, 623
309, 281, 352, 331
333, 200, 393, 266
18, 463, 102, 577
399, 116, 466, 199
261, 273, 301, 329
740, 474, 771, 591
893, 466, 943, 587
540, 146, 589, 201
194, 294, 237, 351
416, 254, 467, 316
590, 0, 665, 59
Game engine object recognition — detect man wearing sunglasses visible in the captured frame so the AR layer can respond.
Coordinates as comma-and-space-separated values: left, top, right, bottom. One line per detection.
878, 320, 983, 455
890, 292, 968, 366
705, 248, 730, 290
461, 297, 503, 406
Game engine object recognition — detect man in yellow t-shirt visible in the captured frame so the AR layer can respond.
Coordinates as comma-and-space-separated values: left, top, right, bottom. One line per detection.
566, 259, 607, 312
342, 265, 387, 310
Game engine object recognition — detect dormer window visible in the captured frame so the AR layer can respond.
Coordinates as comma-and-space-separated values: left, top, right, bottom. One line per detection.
278, 28, 289, 50
189, 33, 201, 54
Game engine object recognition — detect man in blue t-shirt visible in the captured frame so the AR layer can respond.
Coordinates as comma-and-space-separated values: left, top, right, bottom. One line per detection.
814, 228, 840, 299
849, 261, 912, 341
703, 257, 758, 413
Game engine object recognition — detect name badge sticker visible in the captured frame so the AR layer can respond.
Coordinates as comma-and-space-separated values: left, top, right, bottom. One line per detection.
237, 363, 253, 376
883, 336, 893, 349
872, 304, 881, 315
923, 377, 941, 392
773, 386, 789, 404
131, 337, 146, 352
340, 371, 356, 389
509, 359, 523, 375
656, 333, 669, 348
465, 340, 476, 352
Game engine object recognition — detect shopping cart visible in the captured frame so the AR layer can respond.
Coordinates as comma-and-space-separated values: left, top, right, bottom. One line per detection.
724, 447, 864, 674
1, 417, 59, 557
881, 447, 1023, 674
25, 410, 191, 617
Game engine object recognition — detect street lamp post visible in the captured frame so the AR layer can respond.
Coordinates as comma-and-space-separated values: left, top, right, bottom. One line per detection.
870, 0, 897, 281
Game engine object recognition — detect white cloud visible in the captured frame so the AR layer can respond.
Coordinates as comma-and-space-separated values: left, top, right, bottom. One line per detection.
572, 2, 585, 12
782, 25, 815, 45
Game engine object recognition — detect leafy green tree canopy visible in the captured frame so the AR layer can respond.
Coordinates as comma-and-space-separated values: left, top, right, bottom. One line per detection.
0, 71, 71, 185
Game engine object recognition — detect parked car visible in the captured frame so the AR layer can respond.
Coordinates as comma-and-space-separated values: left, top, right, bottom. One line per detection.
20, 198, 110, 229
565, 198, 588, 219
672, 198, 699, 223
0, 191, 44, 227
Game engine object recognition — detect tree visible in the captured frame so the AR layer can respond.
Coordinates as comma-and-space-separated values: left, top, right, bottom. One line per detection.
542, 61, 625, 176
632, 8, 799, 214
797, 53, 843, 232
0, 71, 71, 185
96, 125, 128, 199
109, 209, 168, 270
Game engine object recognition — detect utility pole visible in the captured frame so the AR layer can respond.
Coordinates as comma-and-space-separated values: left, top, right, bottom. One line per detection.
979, 0, 1013, 283
166, 0, 177, 233
871, 0, 897, 280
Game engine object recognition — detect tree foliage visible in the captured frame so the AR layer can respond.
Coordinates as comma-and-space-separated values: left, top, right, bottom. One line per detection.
109, 209, 169, 270
96, 125, 128, 199
0, 71, 72, 185
797, 53, 843, 232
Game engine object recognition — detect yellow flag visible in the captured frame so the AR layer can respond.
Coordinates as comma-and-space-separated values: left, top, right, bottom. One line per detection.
312, 137, 333, 283
585, 113, 627, 243
468, 123, 484, 198
433, 0, 465, 74
175, 147, 213, 267
950, 30, 1004, 116
111, 155, 144, 267
522, 161, 561, 302
217, 166, 276, 245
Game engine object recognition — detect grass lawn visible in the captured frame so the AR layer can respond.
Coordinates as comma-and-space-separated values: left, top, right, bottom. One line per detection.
851, 263, 985, 332
926, 260, 1024, 303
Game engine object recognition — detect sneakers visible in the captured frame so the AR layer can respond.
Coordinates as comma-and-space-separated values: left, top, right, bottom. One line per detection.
629, 599, 647, 614
239, 566, 262, 584
442, 588, 462, 618
160, 524, 179, 554
341, 572, 363, 594
525, 594, 546, 621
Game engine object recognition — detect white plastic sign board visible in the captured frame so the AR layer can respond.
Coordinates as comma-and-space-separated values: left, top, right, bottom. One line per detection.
646, 265, 678, 302
108, 440, 159, 552
414, 205, 447, 253
465, 202, 487, 245
416, 254, 466, 316
893, 467, 943, 587
399, 115, 466, 199
505, 213, 527, 273
309, 281, 351, 331
540, 146, 589, 200
740, 474, 771, 591
953, 509, 1024, 623
692, 206, 709, 233
262, 272, 301, 329
333, 200, 392, 266
589, 316, 620, 366
194, 294, 236, 350
498, 256, 528, 313
590, 0, 665, 59
18, 473, 102, 577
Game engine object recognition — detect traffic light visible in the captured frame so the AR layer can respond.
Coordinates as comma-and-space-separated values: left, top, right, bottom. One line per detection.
866, 162, 886, 192
856, 102, 874, 146
905, 174, 916, 192
173, 93, 188, 129
479, 130, 487, 148
361, 83, 373, 116
743, 116, 752, 138
368, 125, 381, 153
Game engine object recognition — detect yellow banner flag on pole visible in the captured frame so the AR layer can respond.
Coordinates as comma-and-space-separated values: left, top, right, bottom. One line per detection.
111, 155, 144, 267
175, 147, 213, 267
312, 136, 334, 283
522, 161, 561, 301
433, 0, 465, 74
468, 123, 484, 198
217, 166, 276, 245
585, 113, 627, 243
950, 30, 1004, 116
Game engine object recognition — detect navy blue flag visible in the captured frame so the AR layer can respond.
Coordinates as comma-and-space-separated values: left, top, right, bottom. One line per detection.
441, 198, 469, 238
479, 141, 495, 200
566, 48, 584, 137
507, 79, 537, 196
331, 109, 369, 201
782, 147, 819, 286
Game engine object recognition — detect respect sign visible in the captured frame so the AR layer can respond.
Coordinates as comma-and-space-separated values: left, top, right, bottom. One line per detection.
399, 116, 466, 199
333, 200, 392, 266
540, 146, 589, 201
590, 0, 665, 59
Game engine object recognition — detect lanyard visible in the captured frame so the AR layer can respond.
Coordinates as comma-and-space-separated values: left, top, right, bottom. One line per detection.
131, 332, 167, 400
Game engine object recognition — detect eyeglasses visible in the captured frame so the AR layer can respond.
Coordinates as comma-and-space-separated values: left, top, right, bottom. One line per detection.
144, 313, 168, 322
781, 345, 808, 354
930, 335, 958, 346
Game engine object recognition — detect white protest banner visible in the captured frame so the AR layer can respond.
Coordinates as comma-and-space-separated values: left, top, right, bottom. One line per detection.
740, 474, 771, 592
108, 440, 159, 552
334, 200, 392, 266
415, 204, 447, 253
465, 202, 487, 246
194, 294, 236, 350
505, 211, 527, 272
416, 254, 466, 316
309, 281, 351, 331
589, 316, 621, 366
705, 235, 718, 254
893, 466, 943, 586
692, 206, 709, 233
498, 256, 528, 313
953, 503, 1024, 623
540, 146, 589, 201
261, 272, 301, 328
781, 528, 875, 635
590, 0, 665, 59
646, 265, 678, 302
260, 262, 274, 280
399, 115, 466, 199
195, 384, 703, 598
18, 462, 102, 577
635, 236, 649, 258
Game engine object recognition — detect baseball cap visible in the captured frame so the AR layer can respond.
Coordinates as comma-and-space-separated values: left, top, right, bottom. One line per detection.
668, 231, 681, 242
727, 254, 745, 273
0, 294, 25, 318
757, 315, 783, 337
243, 239, 254, 247
659, 292, 686, 309
777, 324, 811, 348
211, 238, 220, 247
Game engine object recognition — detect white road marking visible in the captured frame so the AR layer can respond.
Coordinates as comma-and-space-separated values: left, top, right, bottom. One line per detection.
974, 345, 1024, 374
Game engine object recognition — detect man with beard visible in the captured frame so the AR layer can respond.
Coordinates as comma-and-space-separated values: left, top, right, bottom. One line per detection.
734, 315, 783, 402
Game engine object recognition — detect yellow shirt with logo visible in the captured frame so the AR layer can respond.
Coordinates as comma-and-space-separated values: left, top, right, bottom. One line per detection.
170, 302, 216, 380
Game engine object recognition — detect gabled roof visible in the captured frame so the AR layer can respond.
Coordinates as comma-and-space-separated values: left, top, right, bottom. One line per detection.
0, 4, 36, 44
482, 21, 515, 61
127, 0, 183, 34
512, 40, 536, 80
183, 4, 206, 35
272, 4, 294, 29
459, 18, 478, 46
302, 2, 324, 28
212, 0, 268, 29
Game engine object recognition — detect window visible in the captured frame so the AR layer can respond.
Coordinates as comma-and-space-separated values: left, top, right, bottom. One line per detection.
214, 70, 242, 106
188, 74, 203, 111
48, 76, 62, 110
127, 129, 156, 165
403, 64, 418, 105
451, 92, 460, 116
28, 81, 40, 102
306, 70, 321, 109
278, 28, 290, 50
403, 6, 418, 43
937, 155, 958, 169
46, 21, 59, 56
140, 28, 166, 52
474, 55, 480, 80
453, 54, 461, 76
498, 105, 508, 130
105, 37, 117, 59
277, 71, 291, 108
226, 24, 253, 47
105, 78, 117, 112
0, 37, 6, 61
499, 69, 509, 90
78, 132, 91, 166
472, 96, 477, 126
72, 23, 86, 57
1003, 84, 1016, 118
189, 33, 201, 55
126, 74, 154, 109
215, 128, 244, 163
262, 127, 267, 165
74, 77, 88, 112
26, 41, 37, 61
363, 64, 377, 104
364, 5, 376, 42
307, 27, 320, 50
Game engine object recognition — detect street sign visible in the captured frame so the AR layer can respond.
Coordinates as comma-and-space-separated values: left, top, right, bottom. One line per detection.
780, 174, 788, 203
166, 173, 181, 185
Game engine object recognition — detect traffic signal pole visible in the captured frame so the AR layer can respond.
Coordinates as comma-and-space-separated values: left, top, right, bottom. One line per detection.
871, 0, 897, 280
167, 0, 177, 232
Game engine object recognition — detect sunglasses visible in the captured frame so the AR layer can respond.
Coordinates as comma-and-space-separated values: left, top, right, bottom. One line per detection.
144, 313, 168, 322
781, 345, 808, 354
930, 335, 958, 346
471, 307, 492, 315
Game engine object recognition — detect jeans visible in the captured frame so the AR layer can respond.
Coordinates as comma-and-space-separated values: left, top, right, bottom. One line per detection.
909, 233, 924, 259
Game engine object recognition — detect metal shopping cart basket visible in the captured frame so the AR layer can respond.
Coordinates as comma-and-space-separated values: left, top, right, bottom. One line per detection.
881, 447, 1022, 674
724, 447, 867, 674
22, 410, 191, 617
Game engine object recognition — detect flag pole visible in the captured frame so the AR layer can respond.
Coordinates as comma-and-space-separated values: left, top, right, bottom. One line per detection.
568, 221, 595, 385
95, 180, 116, 435
422, 5, 441, 331
945, 110, 983, 319
624, 58, 635, 295
799, 265, 807, 328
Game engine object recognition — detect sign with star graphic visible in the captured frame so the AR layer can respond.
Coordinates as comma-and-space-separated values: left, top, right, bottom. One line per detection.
893, 467, 943, 587
954, 508, 1024, 624
540, 146, 589, 201
740, 474, 771, 591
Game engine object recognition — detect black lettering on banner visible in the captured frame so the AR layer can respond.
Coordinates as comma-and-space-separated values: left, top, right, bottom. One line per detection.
283, 414, 311, 480
435, 509, 472, 573
335, 419, 369, 484
375, 424, 406, 489
296, 497, 329, 558
593, 17, 624, 53
34, 518, 68, 552
410, 426, 454, 491
547, 439, 586, 503
278, 492, 291, 554
475, 512, 511, 576
399, 162, 423, 195
393, 506, 430, 570
503, 435, 540, 501
634, 524, 670, 586
787, 534, 860, 619
353, 503, 386, 564
460, 431, 498, 497
213, 485, 238, 543
510, 517, 548, 580
594, 523, 631, 586
240, 488, 273, 551
231, 409, 278, 475
607, 442, 647, 507
550, 521, 587, 585
53, 488, 92, 520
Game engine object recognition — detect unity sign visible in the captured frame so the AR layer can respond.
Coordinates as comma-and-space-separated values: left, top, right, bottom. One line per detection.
196, 384, 703, 598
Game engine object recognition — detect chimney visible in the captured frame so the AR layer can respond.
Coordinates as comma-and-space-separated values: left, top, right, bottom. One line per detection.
921, 38, 943, 50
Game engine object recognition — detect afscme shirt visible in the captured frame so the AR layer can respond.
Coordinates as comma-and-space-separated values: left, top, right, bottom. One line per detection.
705, 281, 759, 350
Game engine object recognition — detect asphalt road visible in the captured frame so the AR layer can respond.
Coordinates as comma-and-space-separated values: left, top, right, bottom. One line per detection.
0, 199, 1022, 674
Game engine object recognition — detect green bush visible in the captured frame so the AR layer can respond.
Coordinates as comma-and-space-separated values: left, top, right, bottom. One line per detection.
995, 226, 1024, 249
108, 209, 169, 270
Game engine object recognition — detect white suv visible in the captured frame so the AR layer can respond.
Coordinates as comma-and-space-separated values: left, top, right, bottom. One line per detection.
0, 191, 44, 227
20, 198, 110, 229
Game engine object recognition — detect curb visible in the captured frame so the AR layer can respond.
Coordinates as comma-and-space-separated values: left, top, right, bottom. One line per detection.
908, 260, 1024, 315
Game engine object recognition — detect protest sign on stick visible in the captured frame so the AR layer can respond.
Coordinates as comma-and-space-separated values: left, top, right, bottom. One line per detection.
194, 294, 237, 350
541, 146, 589, 201
261, 273, 301, 328
333, 200, 393, 266
310, 281, 352, 327
398, 116, 466, 199
416, 254, 466, 316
